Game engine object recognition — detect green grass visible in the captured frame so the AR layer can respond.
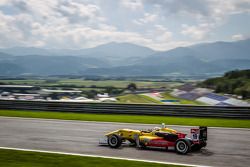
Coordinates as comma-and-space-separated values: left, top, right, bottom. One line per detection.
117, 94, 162, 104
140, 95, 163, 104
0, 79, 176, 89
0, 149, 183, 167
160, 92, 205, 105
0, 109, 249, 128
0, 79, 46, 85
55, 80, 181, 89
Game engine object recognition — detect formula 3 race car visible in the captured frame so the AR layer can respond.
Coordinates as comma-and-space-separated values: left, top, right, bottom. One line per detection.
99, 124, 207, 154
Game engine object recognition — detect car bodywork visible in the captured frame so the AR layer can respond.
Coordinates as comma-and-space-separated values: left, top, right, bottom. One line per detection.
99, 124, 207, 154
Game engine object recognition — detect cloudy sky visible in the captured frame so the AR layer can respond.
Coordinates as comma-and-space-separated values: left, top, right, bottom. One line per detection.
0, 0, 250, 50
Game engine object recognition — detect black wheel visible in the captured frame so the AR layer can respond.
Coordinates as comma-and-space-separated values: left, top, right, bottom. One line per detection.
139, 142, 146, 149
201, 141, 207, 148
108, 134, 122, 148
128, 139, 136, 146
192, 141, 207, 151
175, 139, 191, 154
191, 144, 202, 151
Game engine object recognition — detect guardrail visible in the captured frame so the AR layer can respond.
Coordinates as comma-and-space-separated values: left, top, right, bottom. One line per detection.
0, 100, 249, 119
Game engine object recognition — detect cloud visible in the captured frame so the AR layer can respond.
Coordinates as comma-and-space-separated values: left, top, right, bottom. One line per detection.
0, 0, 153, 50
146, 0, 250, 19
147, 40, 193, 51
181, 23, 214, 40
152, 25, 172, 41
146, 0, 250, 40
0, 0, 9, 6
0, 0, 249, 50
133, 13, 157, 25
145, 0, 212, 19
231, 34, 244, 41
0, 0, 108, 48
120, 0, 143, 10
58, 1, 104, 24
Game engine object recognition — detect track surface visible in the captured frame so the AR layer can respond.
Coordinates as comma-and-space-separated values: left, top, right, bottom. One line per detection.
0, 117, 249, 167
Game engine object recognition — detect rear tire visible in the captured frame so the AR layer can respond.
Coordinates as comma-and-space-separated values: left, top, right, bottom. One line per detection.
175, 139, 191, 154
191, 144, 202, 151
108, 134, 122, 148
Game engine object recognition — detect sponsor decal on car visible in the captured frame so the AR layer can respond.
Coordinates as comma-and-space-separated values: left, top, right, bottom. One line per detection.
148, 140, 168, 146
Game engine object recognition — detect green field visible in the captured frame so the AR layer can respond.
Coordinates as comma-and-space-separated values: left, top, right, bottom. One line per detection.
0, 149, 183, 167
117, 92, 203, 105
0, 79, 180, 89
160, 92, 205, 105
117, 94, 163, 104
0, 109, 249, 128
0, 79, 46, 85
58, 79, 170, 88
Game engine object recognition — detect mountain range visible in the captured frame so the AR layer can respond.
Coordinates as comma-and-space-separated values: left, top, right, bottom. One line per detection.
0, 39, 249, 77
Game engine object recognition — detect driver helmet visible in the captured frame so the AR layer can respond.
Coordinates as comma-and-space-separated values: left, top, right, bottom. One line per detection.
153, 127, 161, 131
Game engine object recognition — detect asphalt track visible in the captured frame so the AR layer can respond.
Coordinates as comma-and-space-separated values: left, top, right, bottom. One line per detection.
0, 117, 249, 167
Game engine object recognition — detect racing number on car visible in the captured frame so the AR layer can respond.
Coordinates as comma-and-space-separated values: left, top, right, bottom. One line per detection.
191, 129, 199, 141
192, 134, 198, 140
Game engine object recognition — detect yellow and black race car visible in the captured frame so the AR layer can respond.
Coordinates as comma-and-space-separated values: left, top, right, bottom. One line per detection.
99, 124, 207, 154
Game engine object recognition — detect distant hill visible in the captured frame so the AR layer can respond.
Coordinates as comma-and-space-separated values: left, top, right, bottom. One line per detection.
0, 47, 53, 56
74, 42, 156, 66
191, 39, 250, 61
200, 69, 250, 99
0, 42, 155, 57
84, 55, 223, 76
0, 54, 109, 76
0, 39, 249, 76
84, 39, 250, 76
0, 42, 156, 68
82, 42, 156, 58
0, 62, 25, 75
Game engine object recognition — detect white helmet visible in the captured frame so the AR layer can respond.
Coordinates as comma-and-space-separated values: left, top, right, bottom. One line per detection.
153, 127, 161, 131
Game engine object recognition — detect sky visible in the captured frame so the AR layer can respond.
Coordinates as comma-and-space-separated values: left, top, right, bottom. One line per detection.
0, 0, 250, 51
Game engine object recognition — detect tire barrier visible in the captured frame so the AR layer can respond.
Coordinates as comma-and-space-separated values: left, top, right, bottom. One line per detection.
0, 100, 249, 119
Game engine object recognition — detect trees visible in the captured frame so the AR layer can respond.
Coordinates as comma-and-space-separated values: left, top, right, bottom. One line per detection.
105, 86, 123, 95
202, 69, 250, 99
127, 83, 137, 91
225, 69, 250, 79
241, 90, 249, 99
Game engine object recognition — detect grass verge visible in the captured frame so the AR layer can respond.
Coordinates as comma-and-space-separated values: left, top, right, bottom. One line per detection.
117, 94, 162, 104
0, 149, 183, 167
160, 92, 204, 105
0, 109, 249, 128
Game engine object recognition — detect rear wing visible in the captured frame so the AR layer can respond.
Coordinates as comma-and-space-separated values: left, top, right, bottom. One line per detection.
199, 126, 207, 141
191, 126, 207, 141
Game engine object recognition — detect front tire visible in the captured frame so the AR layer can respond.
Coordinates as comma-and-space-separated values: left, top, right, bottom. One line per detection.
175, 139, 191, 154
108, 134, 122, 148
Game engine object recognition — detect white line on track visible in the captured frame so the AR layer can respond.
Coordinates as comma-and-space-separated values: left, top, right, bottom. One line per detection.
0, 146, 212, 167
0, 116, 249, 130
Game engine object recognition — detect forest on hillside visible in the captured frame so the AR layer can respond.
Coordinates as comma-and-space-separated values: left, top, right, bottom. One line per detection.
200, 69, 250, 99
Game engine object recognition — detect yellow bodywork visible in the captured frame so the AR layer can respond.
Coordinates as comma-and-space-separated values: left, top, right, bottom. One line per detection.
105, 127, 177, 142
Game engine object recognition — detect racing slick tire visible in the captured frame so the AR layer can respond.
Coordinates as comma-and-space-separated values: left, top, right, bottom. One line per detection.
192, 141, 207, 151
108, 134, 122, 148
175, 139, 191, 154
139, 142, 146, 149
191, 144, 202, 151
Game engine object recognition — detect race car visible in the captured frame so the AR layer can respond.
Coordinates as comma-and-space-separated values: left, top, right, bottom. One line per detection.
99, 123, 207, 154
